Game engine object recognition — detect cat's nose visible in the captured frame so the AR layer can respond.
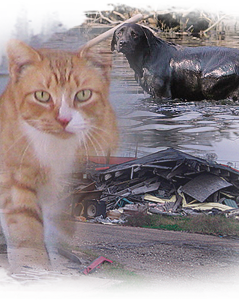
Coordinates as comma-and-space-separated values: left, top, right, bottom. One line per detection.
57, 116, 72, 128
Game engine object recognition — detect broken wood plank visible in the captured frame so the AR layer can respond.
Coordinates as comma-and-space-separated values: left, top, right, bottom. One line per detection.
172, 191, 183, 212
129, 182, 160, 195
203, 15, 226, 34
84, 13, 143, 48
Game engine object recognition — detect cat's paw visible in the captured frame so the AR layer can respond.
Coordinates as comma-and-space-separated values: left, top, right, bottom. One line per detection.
8, 246, 51, 275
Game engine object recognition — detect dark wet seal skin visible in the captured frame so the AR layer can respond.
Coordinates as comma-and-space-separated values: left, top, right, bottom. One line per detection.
111, 23, 239, 101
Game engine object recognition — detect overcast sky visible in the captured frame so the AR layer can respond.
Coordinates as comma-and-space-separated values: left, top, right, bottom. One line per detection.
0, 2, 95, 71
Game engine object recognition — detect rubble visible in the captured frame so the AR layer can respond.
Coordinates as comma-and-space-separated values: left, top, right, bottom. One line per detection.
71, 148, 239, 223
83, 4, 236, 39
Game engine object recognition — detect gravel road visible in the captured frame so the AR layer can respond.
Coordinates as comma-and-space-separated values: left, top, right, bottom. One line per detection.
70, 222, 239, 296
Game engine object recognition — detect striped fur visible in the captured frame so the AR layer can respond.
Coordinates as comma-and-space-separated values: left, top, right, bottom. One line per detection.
0, 40, 118, 272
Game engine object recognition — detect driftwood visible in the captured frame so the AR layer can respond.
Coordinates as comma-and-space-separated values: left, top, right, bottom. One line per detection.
83, 5, 234, 39
84, 13, 143, 48
98, 11, 119, 24
203, 12, 239, 34
155, 3, 201, 18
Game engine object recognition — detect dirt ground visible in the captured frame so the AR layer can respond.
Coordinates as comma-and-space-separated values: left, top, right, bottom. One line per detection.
72, 222, 239, 299
73, 222, 239, 297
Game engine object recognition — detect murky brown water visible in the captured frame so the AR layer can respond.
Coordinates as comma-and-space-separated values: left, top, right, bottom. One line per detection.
1, 28, 239, 166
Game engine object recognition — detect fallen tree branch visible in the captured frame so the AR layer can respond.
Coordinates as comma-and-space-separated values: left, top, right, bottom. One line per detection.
98, 11, 118, 24
155, 3, 201, 18
84, 13, 143, 48
112, 10, 126, 20
203, 15, 226, 34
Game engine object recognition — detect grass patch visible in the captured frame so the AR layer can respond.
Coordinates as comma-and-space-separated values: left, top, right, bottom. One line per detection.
59, 214, 239, 285
126, 213, 239, 237
82, 261, 150, 299
77, 249, 151, 299
144, 223, 183, 231
96, 262, 150, 299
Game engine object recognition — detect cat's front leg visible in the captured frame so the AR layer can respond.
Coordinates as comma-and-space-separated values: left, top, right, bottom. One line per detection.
1, 184, 50, 273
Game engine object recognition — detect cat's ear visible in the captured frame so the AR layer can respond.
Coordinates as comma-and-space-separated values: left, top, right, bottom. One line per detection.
78, 46, 112, 81
7, 39, 42, 80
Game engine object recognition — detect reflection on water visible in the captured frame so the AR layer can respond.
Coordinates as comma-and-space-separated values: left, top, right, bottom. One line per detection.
110, 34, 239, 167
1, 32, 239, 166
115, 94, 239, 165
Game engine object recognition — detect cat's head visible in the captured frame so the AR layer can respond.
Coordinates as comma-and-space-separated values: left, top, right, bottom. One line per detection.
6, 40, 118, 154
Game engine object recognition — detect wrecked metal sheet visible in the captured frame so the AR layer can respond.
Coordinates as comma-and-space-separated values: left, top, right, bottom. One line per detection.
181, 174, 232, 202
98, 148, 206, 174
80, 148, 239, 217
129, 182, 160, 195
97, 148, 239, 183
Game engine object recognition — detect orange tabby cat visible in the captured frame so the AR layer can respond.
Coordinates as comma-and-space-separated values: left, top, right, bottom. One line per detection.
0, 40, 118, 272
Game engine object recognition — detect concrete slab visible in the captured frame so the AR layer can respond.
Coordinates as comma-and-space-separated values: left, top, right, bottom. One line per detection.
0, 254, 120, 299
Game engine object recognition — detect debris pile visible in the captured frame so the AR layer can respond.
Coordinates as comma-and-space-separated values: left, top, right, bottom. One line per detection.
71, 148, 239, 223
83, 4, 235, 38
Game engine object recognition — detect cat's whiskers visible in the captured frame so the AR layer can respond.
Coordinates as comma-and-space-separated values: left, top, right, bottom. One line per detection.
85, 134, 100, 157
89, 126, 111, 146
78, 131, 90, 161
5, 133, 26, 154
89, 125, 113, 154
87, 131, 107, 157
89, 124, 111, 136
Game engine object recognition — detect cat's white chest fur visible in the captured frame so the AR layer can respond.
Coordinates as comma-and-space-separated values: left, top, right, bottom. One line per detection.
22, 121, 79, 179
21, 121, 80, 240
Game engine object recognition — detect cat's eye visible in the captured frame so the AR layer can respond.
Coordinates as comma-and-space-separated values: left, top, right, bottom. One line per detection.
34, 91, 51, 103
75, 89, 92, 102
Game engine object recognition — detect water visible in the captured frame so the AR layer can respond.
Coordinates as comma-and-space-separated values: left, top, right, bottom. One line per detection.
109, 33, 239, 167
1, 29, 239, 166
